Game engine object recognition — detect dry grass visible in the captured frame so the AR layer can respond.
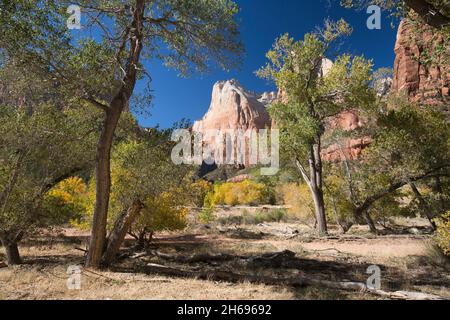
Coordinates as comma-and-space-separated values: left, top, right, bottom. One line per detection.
0, 264, 294, 300
1, 217, 449, 300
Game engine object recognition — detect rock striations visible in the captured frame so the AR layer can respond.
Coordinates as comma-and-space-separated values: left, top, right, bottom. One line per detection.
392, 20, 449, 113
192, 79, 272, 133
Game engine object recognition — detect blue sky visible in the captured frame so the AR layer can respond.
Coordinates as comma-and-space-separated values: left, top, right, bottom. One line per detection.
135, 0, 399, 129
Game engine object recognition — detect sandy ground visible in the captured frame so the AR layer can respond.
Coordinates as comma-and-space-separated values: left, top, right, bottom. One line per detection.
1, 218, 449, 300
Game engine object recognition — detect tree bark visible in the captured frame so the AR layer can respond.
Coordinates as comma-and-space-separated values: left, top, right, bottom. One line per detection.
363, 210, 377, 234
296, 150, 328, 236
86, 104, 124, 268
311, 185, 327, 235
1, 238, 22, 265
85, 0, 146, 269
309, 143, 327, 235
102, 200, 144, 266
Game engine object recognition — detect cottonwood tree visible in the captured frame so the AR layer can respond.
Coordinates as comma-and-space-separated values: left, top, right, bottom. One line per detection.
0, 104, 98, 265
104, 133, 191, 264
0, 0, 243, 268
351, 98, 450, 232
258, 20, 375, 234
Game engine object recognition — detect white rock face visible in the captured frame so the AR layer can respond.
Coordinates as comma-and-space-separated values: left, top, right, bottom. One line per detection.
318, 58, 333, 77
192, 79, 271, 133
257, 91, 278, 106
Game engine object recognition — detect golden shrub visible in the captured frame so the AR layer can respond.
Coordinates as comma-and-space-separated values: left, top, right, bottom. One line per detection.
135, 192, 188, 234
205, 180, 269, 207
276, 183, 314, 221
189, 180, 213, 207
44, 177, 89, 225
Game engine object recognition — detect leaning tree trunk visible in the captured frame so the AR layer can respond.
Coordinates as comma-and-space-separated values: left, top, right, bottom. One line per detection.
102, 200, 144, 266
409, 183, 437, 230
354, 205, 377, 234
1, 238, 22, 266
363, 210, 377, 234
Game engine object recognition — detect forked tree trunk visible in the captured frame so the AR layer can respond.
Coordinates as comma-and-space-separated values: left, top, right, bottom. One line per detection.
363, 210, 377, 234
310, 184, 327, 235
102, 200, 144, 266
1, 238, 22, 266
296, 142, 328, 235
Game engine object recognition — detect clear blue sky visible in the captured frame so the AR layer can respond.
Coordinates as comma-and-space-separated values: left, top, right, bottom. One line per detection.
135, 0, 399, 129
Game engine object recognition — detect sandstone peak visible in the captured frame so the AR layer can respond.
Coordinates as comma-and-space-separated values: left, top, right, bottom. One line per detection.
193, 80, 271, 133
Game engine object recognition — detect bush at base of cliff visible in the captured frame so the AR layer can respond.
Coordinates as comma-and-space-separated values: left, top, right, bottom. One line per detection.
205, 180, 271, 207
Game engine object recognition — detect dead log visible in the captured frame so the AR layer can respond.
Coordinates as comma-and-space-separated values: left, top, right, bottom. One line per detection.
139, 263, 446, 300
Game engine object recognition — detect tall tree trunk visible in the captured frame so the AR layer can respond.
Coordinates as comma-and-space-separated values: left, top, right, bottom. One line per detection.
102, 200, 143, 266
85, 0, 146, 269
312, 141, 327, 235
1, 237, 22, 266
296, 143, 328, 235
86, 103, 124, 268
311, 185, 327, 235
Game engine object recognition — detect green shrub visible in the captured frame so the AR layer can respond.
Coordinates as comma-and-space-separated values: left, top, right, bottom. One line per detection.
268, 209, 286, 222
218, 215, 243, 225
198, 208, 216, 224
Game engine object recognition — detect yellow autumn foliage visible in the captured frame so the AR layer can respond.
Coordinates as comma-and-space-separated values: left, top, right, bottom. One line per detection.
44, 177, 89, 224
205, 180, 270, 207
135, 192, 188, 234
276, 183, 314, 221
189, 180, 213, 207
